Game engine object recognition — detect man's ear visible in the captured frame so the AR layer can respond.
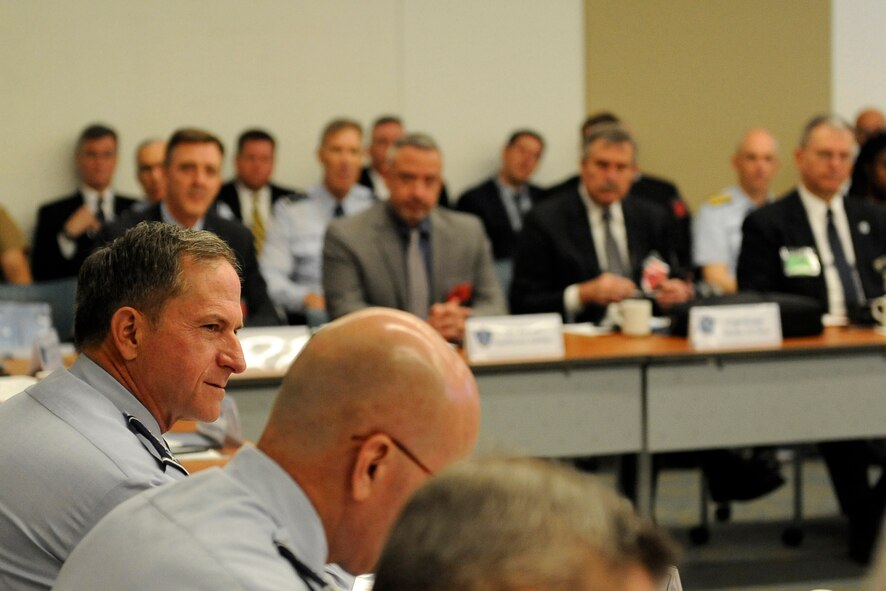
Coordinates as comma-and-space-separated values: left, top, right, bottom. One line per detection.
109, 306, 143, 361
350, 434, 392, 502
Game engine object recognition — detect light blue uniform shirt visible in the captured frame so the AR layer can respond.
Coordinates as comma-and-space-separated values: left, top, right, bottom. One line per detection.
260, 184, 374, 314
692, 185, 770, 277
54, 445, 336, 591
0, 356, 182, 591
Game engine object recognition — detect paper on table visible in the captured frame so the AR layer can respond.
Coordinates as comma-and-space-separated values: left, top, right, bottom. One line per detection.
0, 376, 37, 403
562, 323, 614, 337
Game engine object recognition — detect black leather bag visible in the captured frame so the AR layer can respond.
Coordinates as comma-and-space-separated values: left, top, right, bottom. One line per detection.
668, 292, 824, 338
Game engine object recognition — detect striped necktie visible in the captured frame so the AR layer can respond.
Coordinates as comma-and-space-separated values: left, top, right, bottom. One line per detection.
124, 413, 189, 476
251, 191, 265, 255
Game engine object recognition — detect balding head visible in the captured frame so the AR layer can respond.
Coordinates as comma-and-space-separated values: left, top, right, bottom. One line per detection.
732, 128, 779, 202
257, 308, 480, 574
856, 108, 886, 145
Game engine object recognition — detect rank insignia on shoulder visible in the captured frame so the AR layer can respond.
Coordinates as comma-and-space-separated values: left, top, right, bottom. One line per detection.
705, 193, 732, 207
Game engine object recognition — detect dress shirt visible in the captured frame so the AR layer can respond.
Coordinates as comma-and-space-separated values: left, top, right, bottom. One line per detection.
798, 185, 857, 316
494, 177, 529, 233
261, 183, 374, 314
368, 167, 390, 201
693, 185, 771, 275
57, 185, 115, 259
235, 182, 272, 228
0, 356, 182, 591
563, 186, 629, 317
54, 445, 335, 591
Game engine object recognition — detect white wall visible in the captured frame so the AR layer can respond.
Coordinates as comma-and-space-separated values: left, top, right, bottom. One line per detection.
832, 0, 886, 123
0, 0, 583, 238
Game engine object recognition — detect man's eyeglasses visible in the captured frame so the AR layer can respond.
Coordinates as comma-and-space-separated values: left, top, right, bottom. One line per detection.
352, 433, 433, 475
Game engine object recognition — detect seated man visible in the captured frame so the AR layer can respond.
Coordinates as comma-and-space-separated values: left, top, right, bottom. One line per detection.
693, 128, 779, 294
32, 124, 138, 280
457, 129, 546, 261
53, 308, 480, 590
0, 223, 246, 591
511, 123, 692, 324
261, 119, 374, 325
373, 458, 678, 591
738, 114, 886, 563
0, 205, 32, 284
544, 112, 693, 271
105, 128, 281, 327
324, 133, 506, 342
212, 128, 299, 255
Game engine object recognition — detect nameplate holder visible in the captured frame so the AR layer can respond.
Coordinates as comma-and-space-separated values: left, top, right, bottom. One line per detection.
689, 303, 782, 351
465, 313, 564, 362
30, 329, 63, 374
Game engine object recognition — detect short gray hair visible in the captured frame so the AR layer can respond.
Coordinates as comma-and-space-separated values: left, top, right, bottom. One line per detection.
582, 122, 638, 162
798, 114, 854, 148
75, 222, 239, 350
385, 132, 440, 166
373, 457, 678, 591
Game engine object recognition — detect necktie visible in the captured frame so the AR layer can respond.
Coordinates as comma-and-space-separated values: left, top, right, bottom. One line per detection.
251, 191, 265, 255
124, 413, 189, 476
95, 195, 106, 225
602, 207, 629, 277
407, 228, 429, 318
826, 208, 861, 310
333, 203, 345, 218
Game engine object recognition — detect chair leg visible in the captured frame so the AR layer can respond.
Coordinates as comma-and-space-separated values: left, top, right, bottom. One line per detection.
689, 470, 711, 545
782, 445, 804, 547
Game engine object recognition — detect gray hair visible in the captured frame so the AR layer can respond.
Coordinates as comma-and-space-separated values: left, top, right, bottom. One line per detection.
74, 222, 239, 350
798, 114, 854, 148
373, 457, 678, 591
582, 122, 638, 162
385, 132, 440, 166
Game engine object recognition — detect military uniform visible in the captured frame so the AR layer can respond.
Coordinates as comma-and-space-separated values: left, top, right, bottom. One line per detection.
692, 185, 769, 277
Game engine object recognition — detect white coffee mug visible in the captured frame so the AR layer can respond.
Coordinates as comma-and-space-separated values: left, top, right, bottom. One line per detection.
872, 296, 886, 328
620, 298, 652, 336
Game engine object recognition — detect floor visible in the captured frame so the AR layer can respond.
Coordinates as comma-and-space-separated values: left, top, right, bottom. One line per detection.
643, 453, 874, 591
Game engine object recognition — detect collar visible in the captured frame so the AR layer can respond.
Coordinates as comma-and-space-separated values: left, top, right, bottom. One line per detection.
226, 445, 328, 573
386, 204, 431, 241
160, 202, 205, 230
798, 183, 845, 217
578, 183, 624, 222
69, 355, 164, 438
236, 181, 270, 201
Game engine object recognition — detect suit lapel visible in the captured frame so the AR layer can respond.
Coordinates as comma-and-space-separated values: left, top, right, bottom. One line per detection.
621, 197, 647, 275
564, 191, 599, 277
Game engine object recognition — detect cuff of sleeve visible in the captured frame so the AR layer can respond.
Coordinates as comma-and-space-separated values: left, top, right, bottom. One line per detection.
563, 284, 582, 322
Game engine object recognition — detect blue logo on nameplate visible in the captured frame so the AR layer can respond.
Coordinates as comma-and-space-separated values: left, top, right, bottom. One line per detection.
477, 330, 492, 346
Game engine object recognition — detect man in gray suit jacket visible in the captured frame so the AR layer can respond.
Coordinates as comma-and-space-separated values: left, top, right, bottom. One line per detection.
324, 133, 506, 342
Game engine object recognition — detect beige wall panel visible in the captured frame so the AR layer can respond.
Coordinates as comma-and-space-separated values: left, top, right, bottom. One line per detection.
585, 0, 831, 211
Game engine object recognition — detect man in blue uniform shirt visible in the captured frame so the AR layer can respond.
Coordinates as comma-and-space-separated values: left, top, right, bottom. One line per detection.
0, 223, 246, 590
54, 308, 481, 590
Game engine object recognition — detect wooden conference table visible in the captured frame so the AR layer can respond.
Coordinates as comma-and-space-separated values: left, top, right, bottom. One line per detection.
227, 325, 886, 516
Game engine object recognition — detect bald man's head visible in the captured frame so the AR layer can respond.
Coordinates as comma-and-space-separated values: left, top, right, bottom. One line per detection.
732, 128, 779, 202
257, 308, 480, 574
856, 108, 886, 145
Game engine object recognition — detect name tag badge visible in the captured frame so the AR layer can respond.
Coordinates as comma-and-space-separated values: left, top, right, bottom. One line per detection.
779, 246, 821, 278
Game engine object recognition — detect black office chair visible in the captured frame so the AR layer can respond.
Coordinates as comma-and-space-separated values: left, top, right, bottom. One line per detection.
0, 278, 77, 341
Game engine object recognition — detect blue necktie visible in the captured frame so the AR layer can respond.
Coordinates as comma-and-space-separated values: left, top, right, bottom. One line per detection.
826, 209, 862, 310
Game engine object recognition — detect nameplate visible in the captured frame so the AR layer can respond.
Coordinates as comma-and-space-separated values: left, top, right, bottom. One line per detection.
238, 326, 311, 373
465, 314, 564, 362
689, 304, 782, 351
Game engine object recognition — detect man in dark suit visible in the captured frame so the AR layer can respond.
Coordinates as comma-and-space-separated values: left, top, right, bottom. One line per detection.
105, 128, 280, 327
212, 129, 298, 256
456, 129, 546, 261
738, 114, 886, 563
32, 124, 138, 280
544, 112, 693, 272
510, 123, 692, 324
325, 133, 505, 343
359, 115, 451, 207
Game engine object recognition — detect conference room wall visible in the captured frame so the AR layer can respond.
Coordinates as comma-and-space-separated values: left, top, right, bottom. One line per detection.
832, 0, 886, 124
585, 0, 831, 212
0, 0, 583, 237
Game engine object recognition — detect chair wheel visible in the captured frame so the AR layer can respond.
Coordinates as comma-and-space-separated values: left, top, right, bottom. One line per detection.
781, 526, 803, 547
689, 525, 710, 545
715, 503, 732, 522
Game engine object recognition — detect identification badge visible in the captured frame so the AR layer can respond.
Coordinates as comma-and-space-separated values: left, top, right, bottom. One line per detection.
779, 246, 821, 277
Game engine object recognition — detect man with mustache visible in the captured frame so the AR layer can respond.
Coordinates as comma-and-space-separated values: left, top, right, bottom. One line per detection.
510, 123, 692, 324
105, 128, 280, 326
